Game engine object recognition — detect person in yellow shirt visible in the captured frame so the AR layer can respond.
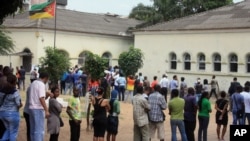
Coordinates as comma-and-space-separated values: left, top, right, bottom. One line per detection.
67, 87, 82, 141
125, 75, 135, 103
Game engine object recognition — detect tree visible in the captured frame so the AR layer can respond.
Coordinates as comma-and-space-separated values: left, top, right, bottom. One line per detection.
0, 0, 24, 24
0, 26, 15, 55
118, 46, 144, 76
129, 0, 233, 28
39, 47, 71, 85
84, 52, 108, 80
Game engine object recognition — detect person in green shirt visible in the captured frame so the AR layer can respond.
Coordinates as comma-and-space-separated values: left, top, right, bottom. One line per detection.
168, 89, 188, 141
107, 90, 120, 141
66, 86, 82, 141
198, 92, 212, 141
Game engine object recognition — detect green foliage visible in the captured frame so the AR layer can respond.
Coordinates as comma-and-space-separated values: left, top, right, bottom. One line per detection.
130, 0, 233, 28
0, 0, 24, 24
118, 46, 144, 76
39, 47, 71, 85
84, 52, 108, 80
0, 26, 15, 55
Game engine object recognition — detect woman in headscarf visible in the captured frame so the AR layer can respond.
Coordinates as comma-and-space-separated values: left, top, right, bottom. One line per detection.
107, 90, 120, 141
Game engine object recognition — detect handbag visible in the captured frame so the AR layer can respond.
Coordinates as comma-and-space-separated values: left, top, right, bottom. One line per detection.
59, 117, 64, 127
233, 95, 244, 118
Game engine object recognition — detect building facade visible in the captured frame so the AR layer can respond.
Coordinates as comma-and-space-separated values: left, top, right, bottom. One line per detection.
1, 8, 141, 72
134, 0, 250, 91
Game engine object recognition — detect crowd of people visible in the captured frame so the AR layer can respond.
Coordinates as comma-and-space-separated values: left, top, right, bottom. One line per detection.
1, 64, 250, 141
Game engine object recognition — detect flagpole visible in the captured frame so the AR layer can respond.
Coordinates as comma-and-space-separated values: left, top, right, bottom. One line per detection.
53, 0, 57, 49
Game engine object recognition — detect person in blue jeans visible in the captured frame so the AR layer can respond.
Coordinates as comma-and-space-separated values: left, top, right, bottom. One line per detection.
117, 73, 126, 101
198, 92, 212, 141
168, 89, 188, 141
29, 72, 50, 141
231, 85, 244, 125
0, 74, 23, 141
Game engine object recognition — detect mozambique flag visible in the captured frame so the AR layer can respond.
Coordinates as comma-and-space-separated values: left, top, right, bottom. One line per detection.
29, 0, 56, 19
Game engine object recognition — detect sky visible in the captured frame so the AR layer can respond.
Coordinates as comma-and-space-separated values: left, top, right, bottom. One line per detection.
67, 0, 243, 16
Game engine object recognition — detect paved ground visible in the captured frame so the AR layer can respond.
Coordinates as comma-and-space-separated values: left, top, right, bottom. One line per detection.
16, 91, 231, 141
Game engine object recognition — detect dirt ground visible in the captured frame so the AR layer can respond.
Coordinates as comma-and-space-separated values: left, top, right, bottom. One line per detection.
17, 92, 231, 141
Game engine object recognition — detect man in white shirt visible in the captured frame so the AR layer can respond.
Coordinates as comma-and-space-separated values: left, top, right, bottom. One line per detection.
160, 74, 169, 101
29, 72, 50, 141
241, 86, 250, 125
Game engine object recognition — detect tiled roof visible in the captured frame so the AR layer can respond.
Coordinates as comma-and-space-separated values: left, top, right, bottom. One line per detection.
3, 8, 142, 37
138, 0, 250, 31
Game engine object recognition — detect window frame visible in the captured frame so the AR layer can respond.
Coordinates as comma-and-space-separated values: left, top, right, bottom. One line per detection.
229, 54, 238, 72
198, 54, 206, 70
170, 53, 177, 70
184, 53, 191, 70
213, 54, 221, 72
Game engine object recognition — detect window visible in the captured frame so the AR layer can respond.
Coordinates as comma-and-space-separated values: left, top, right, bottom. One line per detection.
170, 53, 177, 70
198, 54, 206, 70
102, 52, 112, 67
184, 53, 191, 70
78, 51, 88, 65
247, 55, 250, 73
230, 54, 238, 72
213, 54, 221, 71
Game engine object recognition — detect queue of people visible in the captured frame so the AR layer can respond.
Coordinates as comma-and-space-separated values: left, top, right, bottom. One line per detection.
1, 63, 250, 141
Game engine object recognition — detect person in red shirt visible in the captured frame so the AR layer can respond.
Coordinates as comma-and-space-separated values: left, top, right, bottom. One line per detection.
151, 76, 158, 89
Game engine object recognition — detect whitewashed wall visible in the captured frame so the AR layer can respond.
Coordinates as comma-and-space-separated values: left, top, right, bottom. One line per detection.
134, 29, 250, 91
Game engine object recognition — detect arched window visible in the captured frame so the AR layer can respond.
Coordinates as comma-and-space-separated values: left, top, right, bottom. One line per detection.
78, 51, 88, 65
58, 49, 69, 57
247, 55, 250, 73
198, 53, 206, 70
229, 54, 238, 72
184, 53, 191, 70
170, 53, 177, 70
102, 52, 112, 67
213, 54, 221, 71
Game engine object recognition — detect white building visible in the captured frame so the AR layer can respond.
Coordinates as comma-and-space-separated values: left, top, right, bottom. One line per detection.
1, 8, 141, 71
134, 0, 250, 91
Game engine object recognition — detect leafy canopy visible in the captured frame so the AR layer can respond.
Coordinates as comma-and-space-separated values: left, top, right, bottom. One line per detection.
0, 0, 24, 25
129, 0, 233, 27
39, 47, 71, 85
0, 26, 15, 55
118, 46, 144, 76
84, 52, 108, 80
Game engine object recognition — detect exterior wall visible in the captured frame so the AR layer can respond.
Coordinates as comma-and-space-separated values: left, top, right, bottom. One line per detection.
134, 29, 250, 91
0, 28, 133, 71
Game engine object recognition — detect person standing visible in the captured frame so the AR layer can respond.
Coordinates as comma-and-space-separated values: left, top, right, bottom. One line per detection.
66, 87, 82, 141
107, 90, 120, 141
169, 89, 188, 141
151, 76, 158, 89
170, 75, 179, 92
60, 71, 68, 94
47, 87, 63, 141
231, 85, 244, 125
30, 68, 38, 83
242, 85, 250, 125
143, 76, 150, 88
184, 87, 197, 141
180, 77, 187, 98
148, 85, 167, 141
23, 85, 31, 141
126, 75, 135, 103
117, 73, 126, 101
160, 74, 169, 101
19, 66, 26, 91
64, 70, 74, 95
197, 92, 212, 141
91, 87, 110, 141
209, 75, 219, 99
203, 79, 209, 93
132, 86, 151, 141
0, 74, 23, 141
195, 79, 203, 103
215, 91, 228, 141
29, 72, 50, 141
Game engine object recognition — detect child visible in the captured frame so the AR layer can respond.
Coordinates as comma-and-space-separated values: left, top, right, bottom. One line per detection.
66, 87, 82, 141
